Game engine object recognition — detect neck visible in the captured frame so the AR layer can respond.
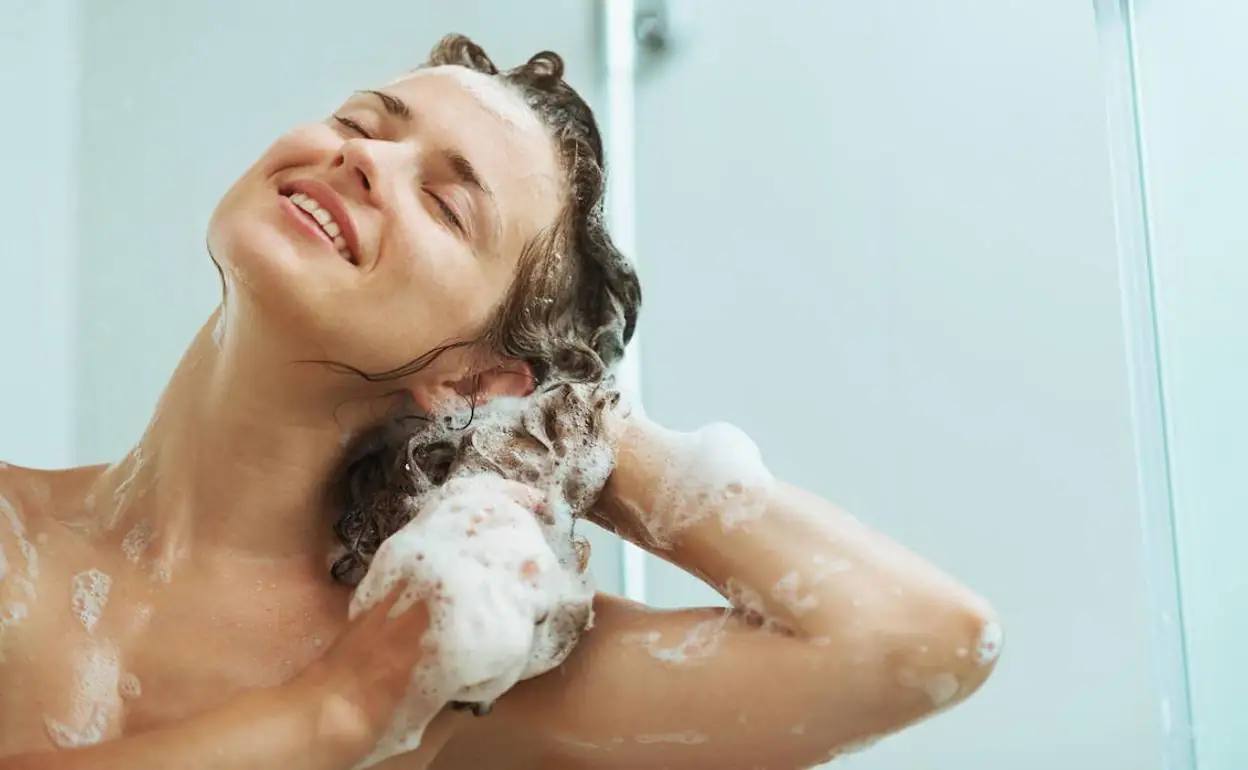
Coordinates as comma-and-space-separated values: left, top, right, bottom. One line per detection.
81, 303, 414, 581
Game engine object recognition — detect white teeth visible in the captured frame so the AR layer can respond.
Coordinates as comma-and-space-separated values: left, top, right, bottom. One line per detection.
285, 189, 355, 264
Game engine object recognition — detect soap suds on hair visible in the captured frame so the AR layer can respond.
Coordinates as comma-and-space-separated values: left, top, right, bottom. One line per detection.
339, 383, 621, 766
71, 569, 112, 633
349, 474, 596, 768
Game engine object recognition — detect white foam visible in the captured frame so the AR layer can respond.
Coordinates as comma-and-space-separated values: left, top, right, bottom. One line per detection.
723, 576, 791, 634
898, 668, 961, 708
45, 645, 120, 748
349, 474, 594, 768
628, 617, 726, 665
211, 309, 225, 348
640, 422, 774, 548
0, 601, 28, 663
119, 672, 142, 699
770, 570, 819, 616
393, 67, 544, 134
107, 448, 144, 531
811, 553, 853, 576
121, 521, 153, 564
633, 731, 708, 745
554, 735, 607, 752
71, 569, 112, 633
975, 620, 1003, 666
1, 493, 39, 602
923, 672, 961, 707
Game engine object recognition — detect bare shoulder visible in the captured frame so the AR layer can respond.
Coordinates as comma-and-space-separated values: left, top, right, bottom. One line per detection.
0, 459, 104, 530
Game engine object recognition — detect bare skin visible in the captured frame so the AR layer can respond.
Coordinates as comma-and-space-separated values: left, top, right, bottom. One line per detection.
0, 60, 1001, 769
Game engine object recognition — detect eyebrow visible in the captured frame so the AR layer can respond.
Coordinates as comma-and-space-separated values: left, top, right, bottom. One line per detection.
354, 88, 502, 247
446, 149, 501, 248
355, 89, 411, 120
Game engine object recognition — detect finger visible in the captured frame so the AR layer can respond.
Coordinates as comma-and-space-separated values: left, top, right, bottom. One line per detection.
360, 580, 408, 625
496, 479, 545, 508
391, 596, 432, 636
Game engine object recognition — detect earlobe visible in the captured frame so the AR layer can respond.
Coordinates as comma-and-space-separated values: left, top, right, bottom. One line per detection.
411, 359, 536, 416
468, 360, 537, 404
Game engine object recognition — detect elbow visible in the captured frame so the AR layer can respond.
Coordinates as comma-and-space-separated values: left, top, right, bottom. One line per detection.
888, 594, 1004, 713
952, 601, 1003, 701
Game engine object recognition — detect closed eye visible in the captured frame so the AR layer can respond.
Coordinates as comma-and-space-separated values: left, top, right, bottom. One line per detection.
333, 115, 372, 139
427, 191, 464, 233
335, 112, 464, 235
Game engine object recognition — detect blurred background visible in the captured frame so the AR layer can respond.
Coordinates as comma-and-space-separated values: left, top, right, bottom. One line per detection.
2, 1, 1245, 768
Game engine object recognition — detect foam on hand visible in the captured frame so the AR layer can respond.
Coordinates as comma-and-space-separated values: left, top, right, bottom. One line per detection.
347, 473, 595, 767
335, 383, 623, 766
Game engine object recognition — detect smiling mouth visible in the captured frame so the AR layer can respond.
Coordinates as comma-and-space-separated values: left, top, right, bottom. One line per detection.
277, 187, 357, 265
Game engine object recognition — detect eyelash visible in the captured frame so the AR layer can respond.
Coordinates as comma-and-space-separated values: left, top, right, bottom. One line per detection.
333, 114, 464, 234
333, 115, 371, 139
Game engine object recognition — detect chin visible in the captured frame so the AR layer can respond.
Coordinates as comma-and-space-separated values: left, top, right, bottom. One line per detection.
209, 219, 341, 338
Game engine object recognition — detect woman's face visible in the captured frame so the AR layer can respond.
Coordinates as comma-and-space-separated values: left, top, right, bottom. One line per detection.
208, 65, 563, 380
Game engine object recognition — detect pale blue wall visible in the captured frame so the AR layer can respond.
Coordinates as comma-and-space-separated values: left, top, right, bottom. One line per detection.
633, 2, 1169, 769
0, 0, 78, 468
1132, 4, 1248, 768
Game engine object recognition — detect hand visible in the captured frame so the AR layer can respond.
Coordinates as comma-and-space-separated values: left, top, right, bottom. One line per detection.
290, 583, 433, 760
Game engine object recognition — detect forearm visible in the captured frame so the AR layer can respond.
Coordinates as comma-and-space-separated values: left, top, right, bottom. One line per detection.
600, 414, 1001, 690
0, 680, 369, 770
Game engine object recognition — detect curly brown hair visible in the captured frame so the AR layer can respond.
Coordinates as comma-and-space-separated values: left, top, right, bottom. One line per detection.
328, 34, 640, 584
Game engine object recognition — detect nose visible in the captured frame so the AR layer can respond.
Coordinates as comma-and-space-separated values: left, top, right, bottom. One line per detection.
332, 138, 376, 199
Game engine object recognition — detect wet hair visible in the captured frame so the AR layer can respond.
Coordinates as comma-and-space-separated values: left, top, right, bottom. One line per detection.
328, 34, 641, 584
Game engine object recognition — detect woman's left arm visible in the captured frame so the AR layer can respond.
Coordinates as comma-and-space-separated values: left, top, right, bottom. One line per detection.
485, 412, 1003, 770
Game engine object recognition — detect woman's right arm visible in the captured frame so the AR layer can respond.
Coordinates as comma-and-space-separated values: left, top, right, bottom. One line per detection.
0, 586, 437, 770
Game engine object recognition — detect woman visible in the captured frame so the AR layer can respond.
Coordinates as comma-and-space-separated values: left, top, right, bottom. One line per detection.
0, 34, 1001, 769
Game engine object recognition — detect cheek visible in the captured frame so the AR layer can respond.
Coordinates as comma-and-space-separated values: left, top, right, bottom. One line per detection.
209, 127, 327, 233
376, 227, 512, 335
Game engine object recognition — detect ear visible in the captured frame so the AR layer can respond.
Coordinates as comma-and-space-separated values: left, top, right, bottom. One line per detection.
411, 359, 536, 415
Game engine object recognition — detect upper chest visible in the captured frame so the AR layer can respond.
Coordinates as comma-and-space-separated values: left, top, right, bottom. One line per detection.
0, 537, 349, 753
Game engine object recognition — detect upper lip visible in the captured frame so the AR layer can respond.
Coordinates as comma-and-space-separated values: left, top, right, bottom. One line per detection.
280, 178, 363, 266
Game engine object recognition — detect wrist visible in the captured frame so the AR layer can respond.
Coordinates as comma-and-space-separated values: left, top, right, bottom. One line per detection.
287, 663, 380, 766
602, 411, 667, 510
